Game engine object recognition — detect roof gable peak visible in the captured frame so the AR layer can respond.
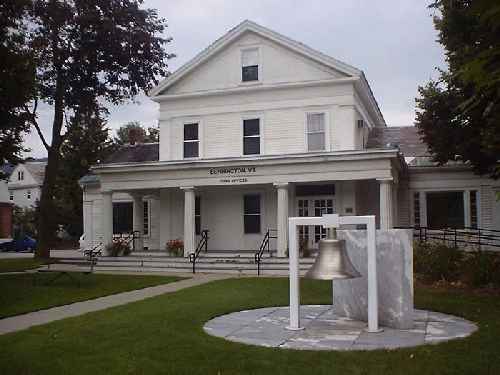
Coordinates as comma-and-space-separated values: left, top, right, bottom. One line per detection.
149, 20, 362, 97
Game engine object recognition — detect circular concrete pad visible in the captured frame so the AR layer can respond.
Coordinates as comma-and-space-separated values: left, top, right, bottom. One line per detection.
204, 305, 477, 351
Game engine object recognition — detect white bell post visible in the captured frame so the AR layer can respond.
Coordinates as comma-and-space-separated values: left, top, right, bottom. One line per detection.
287, 214, 381, 333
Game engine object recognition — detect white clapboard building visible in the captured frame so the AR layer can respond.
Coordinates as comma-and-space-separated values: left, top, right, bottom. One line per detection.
80, 21, 500, 258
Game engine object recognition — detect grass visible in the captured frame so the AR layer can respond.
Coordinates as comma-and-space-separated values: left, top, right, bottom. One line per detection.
0, 258, 45, 273
0, 277, 499, 374
0, 273, 182, 318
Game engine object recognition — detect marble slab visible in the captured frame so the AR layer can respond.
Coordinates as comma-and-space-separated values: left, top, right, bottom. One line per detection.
333, 229, 414, 329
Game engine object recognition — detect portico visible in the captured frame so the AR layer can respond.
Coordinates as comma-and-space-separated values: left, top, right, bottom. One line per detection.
90, 148, 403, 256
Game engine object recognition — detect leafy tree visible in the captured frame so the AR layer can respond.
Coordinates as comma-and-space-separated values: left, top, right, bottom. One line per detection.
115, 121, 159, 145
55, 105, 116, 238
0, 0, 34, 175
416, 0, 500, 179
12, 205, 38, 238
12, 0, 173, 258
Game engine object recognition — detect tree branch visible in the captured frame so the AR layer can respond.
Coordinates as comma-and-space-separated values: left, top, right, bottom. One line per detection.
24, 101, 51, 152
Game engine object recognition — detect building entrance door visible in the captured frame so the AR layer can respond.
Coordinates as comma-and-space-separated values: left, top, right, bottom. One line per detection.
296, 196, 335, 250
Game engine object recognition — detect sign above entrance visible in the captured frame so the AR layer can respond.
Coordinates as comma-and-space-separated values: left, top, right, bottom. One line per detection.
209, 166, 257, 184
209, 166, 257, 176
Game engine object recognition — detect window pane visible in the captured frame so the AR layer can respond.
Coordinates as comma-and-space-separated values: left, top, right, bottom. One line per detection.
426, 191, 464, 229
308, 133, 325, 151
143, 201, 149, 235
113, 202, 133, 234
244, 194, 260, 214
195, 216, 201, 235
244, 215, 261, 234
195, 196, 200, 215
184, 123, 198, 141
307, 113, 325, 132
242, 65, 258, 82
242, 48, 259, 66
184, 141, 199, 158
243, 137, 260, 155
243, 119, 260, 136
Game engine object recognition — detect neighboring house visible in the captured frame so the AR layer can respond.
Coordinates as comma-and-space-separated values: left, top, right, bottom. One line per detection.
80, 20, 500, 253
0, 164, 15, 241
7, 159, 46, 208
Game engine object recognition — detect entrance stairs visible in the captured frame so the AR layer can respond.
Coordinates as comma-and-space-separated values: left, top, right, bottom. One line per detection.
51, 250, 316, 275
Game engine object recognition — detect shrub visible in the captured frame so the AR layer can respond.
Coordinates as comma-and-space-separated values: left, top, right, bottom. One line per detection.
106, 239, 131, 257
166, 239, 184, 257
414, 241, 464, 282
414, 241, 500, 288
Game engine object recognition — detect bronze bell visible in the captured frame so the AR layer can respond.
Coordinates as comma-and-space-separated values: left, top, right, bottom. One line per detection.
305, 228, 361, 280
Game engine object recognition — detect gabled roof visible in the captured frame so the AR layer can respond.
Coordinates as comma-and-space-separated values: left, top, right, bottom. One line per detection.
149, 20, 362, 97
23, 162, 46, 184
101, 143, 159, 164
366, 126, 429, 157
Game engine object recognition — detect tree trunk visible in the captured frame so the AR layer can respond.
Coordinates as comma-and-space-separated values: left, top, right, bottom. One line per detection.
35, 72, 65, 259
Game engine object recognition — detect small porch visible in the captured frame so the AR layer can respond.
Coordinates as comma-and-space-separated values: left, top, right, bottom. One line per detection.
84, 149, 405, 257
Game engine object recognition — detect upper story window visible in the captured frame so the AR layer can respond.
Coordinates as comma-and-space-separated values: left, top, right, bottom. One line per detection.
241, 48, 259, 82
18, 170, 24, 181
243, 118, 260, 155
9, 191, 13, 201
183, 123, 199, 158
306, 113, 326, 151
27, 190, 31, 199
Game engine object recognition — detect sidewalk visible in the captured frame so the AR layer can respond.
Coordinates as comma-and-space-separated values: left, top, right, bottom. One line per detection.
0, 273, 232, 335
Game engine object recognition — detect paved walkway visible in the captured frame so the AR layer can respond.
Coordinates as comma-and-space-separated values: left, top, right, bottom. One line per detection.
204, 305, 478, 351
0, 273, 231, 335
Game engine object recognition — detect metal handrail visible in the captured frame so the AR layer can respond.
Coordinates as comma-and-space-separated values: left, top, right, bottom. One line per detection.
395, 226, 500, 249
83, 243, 103, 272
113, 230, 141, 251
189, 230, 210, 274
255, 229, 277, 275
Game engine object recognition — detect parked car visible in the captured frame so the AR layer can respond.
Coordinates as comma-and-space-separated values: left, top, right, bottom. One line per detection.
0, 236, 37, 252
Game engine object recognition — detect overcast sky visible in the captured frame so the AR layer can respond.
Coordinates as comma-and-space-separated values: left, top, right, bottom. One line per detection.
25, 0, 446, 158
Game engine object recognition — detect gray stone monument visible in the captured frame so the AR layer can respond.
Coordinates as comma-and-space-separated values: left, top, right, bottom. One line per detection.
333, 229, 414, 329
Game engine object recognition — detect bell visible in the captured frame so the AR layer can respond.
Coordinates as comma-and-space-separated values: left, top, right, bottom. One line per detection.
305, 228, 361, 280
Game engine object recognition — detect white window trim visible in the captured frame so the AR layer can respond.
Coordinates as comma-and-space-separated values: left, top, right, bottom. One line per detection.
27, 190, 31, 199
143, 199, 151, 238
182, 119, 203, 160
242, 191, 265, 235
411, 188, 481, 228
9, 191, 13, 201
304, 110, 331, 152
241, 114, 264, 156
240, 45, 262, 85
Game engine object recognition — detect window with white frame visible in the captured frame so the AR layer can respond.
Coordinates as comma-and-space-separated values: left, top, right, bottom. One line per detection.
195, 196, 201, 235
9, 191, 13, 201
241, 48, 259, 82
27, 190, 31, 199
306, 113, 326, 151
18, 170, 24, 181
183, 123, 199, 158
243, 194, 261, 234
143, 200, 149, 236
243, 118, 260, 155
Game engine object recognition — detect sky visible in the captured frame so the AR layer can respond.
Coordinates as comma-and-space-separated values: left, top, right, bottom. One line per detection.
25, 0, 446, 158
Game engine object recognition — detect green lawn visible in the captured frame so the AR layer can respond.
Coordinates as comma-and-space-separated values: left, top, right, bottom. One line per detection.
0, 258, 45, 273
0, 278, 498, 375
0, 273, 182, 318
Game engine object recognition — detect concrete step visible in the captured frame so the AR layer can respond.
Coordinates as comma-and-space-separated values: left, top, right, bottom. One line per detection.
53, 254, 315, 275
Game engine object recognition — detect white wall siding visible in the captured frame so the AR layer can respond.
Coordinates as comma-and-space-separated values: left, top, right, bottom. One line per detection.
166, 31, 346, 95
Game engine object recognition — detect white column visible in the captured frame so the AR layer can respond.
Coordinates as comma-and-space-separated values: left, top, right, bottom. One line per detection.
181, 186, 196, 257
132, 193, 144, 251
463, 190, 471, 227
378, 179, 393, 230
101, 190, 113, 248
274, 183, 289, 257
82, 201, 93, 249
